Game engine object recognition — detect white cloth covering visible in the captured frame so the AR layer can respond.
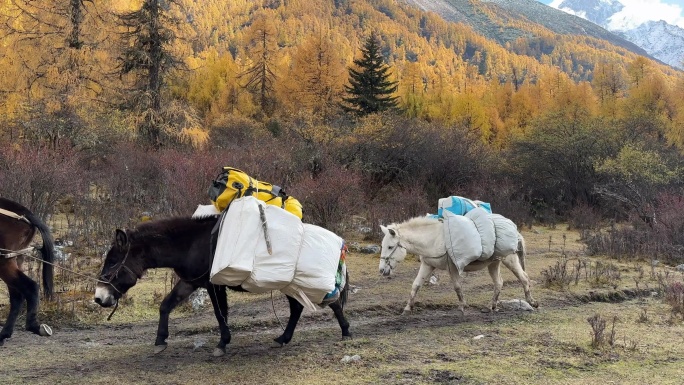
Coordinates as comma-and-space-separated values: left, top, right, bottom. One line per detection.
443, 208, 519, 274
490, 214, 519, 257
465, 207, 496, 260
443, 210, 483, 274
210, 196, 343, 310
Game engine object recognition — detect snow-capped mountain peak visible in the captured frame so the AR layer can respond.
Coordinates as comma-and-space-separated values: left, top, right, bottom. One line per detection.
622, 20, 684, 68
551, 0, 684, 69
551, 0, 624, 26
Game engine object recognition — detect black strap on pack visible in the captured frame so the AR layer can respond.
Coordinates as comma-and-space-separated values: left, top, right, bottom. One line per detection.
209, 167, 290, 209
209, 210, 228, 265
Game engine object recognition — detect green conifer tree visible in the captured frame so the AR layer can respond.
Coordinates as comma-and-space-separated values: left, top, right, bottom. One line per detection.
117, 0, 184, 148
342, 34, 399, 115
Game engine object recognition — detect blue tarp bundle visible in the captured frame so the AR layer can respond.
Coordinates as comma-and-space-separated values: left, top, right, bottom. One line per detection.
436, 196, 492, 217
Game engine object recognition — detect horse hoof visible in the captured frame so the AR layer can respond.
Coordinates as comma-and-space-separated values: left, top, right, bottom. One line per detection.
39, 324, 53, 337
212, 347, 226, 357
401, 309, 411, 316
154, 344, 168, 354
271, 341, 285, 348
342, 335, 353, 341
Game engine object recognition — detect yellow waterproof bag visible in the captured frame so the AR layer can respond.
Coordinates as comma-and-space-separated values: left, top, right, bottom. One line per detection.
208, 167, 303, 219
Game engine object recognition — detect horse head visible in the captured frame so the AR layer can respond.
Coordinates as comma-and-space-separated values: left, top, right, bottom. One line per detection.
94, 229, 145, 308
379, 224, 407, 277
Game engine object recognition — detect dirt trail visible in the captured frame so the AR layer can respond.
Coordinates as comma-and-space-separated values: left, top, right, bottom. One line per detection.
3, 237, 679, 385
0, 268, 538, 383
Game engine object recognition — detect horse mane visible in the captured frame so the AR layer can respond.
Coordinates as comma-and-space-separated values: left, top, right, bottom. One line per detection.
394, 216, 440, 230
132, 217, 214, 242
118, 217, 215, 275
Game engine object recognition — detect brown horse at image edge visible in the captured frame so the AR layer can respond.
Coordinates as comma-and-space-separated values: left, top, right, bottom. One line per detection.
0, 197, 55, 345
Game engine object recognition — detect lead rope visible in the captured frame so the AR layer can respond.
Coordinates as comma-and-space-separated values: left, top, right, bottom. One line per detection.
1, 247, 37, 258
1, 247, 112, 285
2, 245, 124, 321
106, 301, 119, 321
0, 247, 123, 321
271, 291, 286, 331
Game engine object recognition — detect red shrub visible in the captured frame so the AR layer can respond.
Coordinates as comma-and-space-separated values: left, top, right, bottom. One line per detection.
0, 144, 85, 218
653, 192, 684, 252
156, 149, 226, 215
365, 184, 431, 241
287, 166, 366, 234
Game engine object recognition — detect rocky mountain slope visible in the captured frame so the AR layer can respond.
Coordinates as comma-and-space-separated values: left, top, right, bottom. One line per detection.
403, 0, 652, 57
551, 0, 684, 68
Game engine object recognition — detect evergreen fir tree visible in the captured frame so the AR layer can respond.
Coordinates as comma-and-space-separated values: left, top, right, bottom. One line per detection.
117, 0, 184, 148
342, 34, 399, 116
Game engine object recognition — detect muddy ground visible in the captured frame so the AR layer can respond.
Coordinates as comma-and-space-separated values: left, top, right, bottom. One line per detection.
1, 226, 683, 385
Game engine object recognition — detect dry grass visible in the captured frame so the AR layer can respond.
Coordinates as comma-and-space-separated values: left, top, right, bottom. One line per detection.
1, 225, 683, 385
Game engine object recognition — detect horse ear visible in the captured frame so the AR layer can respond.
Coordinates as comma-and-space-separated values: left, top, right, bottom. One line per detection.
388, 228, 396, 237
380, 225, 388, 235
115, 229, 128, 248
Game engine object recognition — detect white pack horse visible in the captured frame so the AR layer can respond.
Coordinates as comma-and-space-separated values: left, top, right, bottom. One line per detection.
379, 216, 537, 314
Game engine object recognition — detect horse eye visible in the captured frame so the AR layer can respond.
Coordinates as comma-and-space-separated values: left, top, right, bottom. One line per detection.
388, 246, 394, 250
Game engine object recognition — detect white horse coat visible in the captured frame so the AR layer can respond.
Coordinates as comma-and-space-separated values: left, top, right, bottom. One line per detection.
379, 216, 537, 314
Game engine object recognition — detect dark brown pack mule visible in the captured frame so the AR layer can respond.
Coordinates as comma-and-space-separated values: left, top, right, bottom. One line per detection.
94, 216, 351, 357
0, 197, 55, 345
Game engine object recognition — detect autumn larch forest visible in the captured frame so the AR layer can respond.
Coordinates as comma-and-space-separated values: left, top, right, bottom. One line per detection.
1, 0, 683, 261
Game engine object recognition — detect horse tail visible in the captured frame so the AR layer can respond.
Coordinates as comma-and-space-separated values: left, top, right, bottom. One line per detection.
517, 233, 527, 272
25, 211, 55, 300
339, 270, 350, 310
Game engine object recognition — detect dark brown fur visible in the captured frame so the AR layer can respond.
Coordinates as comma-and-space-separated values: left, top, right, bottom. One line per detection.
0, 197, 55, 345
95, 216, 351, 355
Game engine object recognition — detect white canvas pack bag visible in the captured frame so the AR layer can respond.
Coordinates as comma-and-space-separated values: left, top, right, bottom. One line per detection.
490, 213, 519, 257
442, 210, 483, 274
210, 196, 342, 310
465, 207, 496, 261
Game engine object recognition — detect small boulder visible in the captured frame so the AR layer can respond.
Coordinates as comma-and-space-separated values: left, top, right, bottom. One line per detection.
360, 245, 380, 254
497, 299, 535, 311
340, 354, 361, 364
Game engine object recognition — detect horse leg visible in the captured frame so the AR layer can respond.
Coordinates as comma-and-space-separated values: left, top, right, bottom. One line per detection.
0, 286, 24, 345
328, 301, 352, 340
207, 284, 231, 357
16, 271, 46, 335
403, 262, 435, 315
273, 295, 304, 347
446, 261, 467, 315
487, 261, 503, 312
154, 280, 196, 354
502, 255, 538, 308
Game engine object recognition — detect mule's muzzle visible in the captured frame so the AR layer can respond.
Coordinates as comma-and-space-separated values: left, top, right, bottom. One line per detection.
94, 285, 117, 307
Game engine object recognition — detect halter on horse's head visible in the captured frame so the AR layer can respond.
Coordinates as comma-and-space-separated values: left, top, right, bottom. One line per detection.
94, 229, 144, 308
379, 224, 407, 276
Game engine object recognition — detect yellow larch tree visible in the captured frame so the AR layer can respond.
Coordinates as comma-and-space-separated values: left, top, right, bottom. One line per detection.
240, 9, 280, 116
592, 60, 627, 119
278, 25, 348, 120
0, 0, 111, 146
